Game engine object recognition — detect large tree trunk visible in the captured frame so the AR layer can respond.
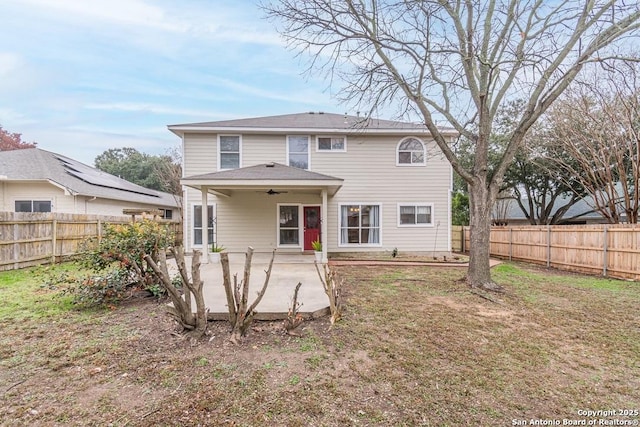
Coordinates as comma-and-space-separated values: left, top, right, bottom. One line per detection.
467, 182, 504, 292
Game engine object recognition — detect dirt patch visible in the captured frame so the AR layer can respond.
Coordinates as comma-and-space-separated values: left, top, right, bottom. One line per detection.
428, 295, 515, 318
1, 263, 639, 426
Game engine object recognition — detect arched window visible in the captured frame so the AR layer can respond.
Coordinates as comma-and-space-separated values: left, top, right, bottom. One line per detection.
397, 137, 426, 166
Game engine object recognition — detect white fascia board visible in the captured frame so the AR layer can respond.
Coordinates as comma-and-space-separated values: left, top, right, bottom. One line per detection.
181, 179, 343, 188
168, 125, 459, 138
181, 179, 343, 196
47, 179, 77, 195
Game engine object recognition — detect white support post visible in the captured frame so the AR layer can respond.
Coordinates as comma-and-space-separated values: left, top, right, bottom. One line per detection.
321, 189, 328, 263
201, 186, 209, 264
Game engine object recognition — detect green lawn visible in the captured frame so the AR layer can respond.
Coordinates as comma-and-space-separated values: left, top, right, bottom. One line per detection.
1, 261, 639, 426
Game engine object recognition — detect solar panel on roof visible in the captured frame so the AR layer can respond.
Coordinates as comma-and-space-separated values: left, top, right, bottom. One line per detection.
55, 155, 159, 198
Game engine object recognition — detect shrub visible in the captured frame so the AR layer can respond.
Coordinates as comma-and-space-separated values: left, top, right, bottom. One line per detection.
64, 269, 132, 307
68, 220, 174, 307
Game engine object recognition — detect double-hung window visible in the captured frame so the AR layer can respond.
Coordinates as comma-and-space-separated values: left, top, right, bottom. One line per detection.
339, 204, 381, 245
397, 137, 426, 166
398, 204, 433, 226
218, 135, 241, 170
287, 136, 310, 169
15, 200, 51, 213
317, 136, 346, 152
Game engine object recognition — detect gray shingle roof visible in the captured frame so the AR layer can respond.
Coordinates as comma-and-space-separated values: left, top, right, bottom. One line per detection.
0, 148, 180, 208
182, 162, 342, 182
169, 112, 456, 134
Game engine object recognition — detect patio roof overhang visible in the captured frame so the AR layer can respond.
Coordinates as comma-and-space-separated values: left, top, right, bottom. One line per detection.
180, 163, 343, 197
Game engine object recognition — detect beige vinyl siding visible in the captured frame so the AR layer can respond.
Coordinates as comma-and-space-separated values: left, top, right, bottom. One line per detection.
81, 197, 172, 216
185, 191, 323, 253
182, 133, 217, 247
242, 134, 287, 166
183, 133, 217, 176
310, 135, 451, 253
2, 183, 173, 217
181, 131, 452, 254
182, 133, 289, 252
3, 182, 74, 213
216, 192, 321, 253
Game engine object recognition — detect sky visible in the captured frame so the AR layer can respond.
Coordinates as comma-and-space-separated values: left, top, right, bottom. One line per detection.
0, 0, 339, 165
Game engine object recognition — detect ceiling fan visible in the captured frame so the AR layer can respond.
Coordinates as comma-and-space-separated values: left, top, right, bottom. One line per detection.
261, 189, 288, 195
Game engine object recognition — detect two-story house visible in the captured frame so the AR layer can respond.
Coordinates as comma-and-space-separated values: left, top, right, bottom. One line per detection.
170, 112, 455, 262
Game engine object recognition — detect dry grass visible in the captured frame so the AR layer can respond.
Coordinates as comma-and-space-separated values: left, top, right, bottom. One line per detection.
1, 262, 639, 426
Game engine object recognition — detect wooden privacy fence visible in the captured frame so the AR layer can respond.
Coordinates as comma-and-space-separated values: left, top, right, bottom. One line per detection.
462, 224, 640, 281
0, 212, 182, 271
451, 225, 464, 252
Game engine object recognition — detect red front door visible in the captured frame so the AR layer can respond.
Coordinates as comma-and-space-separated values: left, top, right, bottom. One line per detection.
303, 206, 321, 250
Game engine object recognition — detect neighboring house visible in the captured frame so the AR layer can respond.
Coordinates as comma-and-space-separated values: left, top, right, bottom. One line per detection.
0, 148, 180, 218
171, 112, 456, 262
495, 194, 620, 225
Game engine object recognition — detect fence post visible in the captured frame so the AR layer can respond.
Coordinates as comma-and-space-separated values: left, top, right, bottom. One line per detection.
98, 219, 102, 243
51, 218, 57, 264
461, 226, 465, 253
13, 221, 19, 270
546, 226, 551, 268
509, 227, 513, 261
603, 225, 608, 277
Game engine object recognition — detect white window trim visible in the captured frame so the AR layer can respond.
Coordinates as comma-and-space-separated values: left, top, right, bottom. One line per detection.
191, 202, 216, 249
217, 134, 242, 171
337, 202, 383, 248
14, 199, 53, 213
396, 136, 426, 167
277, 203, 303, 248
316, 135, 347, 152
397, 203, 435, 227
286, 135, 311, 170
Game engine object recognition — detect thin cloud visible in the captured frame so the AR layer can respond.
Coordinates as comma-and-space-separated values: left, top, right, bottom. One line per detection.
83, 102, 226, 118
12, 0, 185, 33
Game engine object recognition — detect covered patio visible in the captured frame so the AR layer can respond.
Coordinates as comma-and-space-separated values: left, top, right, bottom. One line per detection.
181, 162, 343, 264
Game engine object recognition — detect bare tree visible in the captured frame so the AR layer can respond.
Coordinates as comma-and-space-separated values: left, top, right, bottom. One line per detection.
544, 62, 640, 223
263, 0, 640, 290
221, 248, 275, 344
145, 248, 208, 339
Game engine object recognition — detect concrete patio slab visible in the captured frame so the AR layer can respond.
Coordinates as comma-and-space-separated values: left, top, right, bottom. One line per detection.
175, 254, 501, 321
186, 252, 330, 320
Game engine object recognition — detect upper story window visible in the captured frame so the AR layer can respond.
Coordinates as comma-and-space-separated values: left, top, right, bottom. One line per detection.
317, 136, 346, 152
287, 136, 310, 169
15, 200, 51, 213
218, 135, 241, 170
397, 137, 426, 166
